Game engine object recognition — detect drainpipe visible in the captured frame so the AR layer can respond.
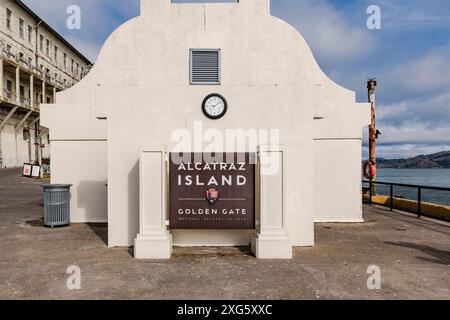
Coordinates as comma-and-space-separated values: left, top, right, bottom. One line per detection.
34, 21, 42, 69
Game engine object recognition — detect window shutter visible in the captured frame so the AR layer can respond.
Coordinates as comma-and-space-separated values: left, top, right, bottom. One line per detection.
190, 50, 220, 84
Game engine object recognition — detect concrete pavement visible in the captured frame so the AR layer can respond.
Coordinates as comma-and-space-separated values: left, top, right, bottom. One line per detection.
0, 168, 449, 299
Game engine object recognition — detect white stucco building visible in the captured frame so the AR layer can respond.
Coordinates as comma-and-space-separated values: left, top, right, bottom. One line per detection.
0, 0, 91, 168
42, 0, 370, 259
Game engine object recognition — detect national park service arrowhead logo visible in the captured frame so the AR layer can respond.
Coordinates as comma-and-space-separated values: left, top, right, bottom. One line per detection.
206, 187, 219, 205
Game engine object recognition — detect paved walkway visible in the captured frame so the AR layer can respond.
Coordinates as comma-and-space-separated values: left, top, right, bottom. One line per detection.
0, 168, 449, 299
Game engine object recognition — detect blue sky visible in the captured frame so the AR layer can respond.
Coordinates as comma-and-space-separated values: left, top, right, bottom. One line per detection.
22, 0, 450, 159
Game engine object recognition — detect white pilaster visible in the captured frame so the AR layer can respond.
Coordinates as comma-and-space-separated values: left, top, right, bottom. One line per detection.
0, 59, 3, 99
134, 147, 172, 259
30, 75, 34, 109
15, 67, 20, 104
251, 145, 292, 259
41, 80, 45, 103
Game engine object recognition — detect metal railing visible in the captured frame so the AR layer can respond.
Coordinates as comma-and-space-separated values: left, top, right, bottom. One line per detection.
362, 180, 450, 222
1, 49, 17, 62
1, 89, 40, 111
2, 89, 15, 102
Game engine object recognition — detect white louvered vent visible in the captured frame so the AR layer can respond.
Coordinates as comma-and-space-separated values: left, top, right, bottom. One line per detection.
190, 49, 220, 85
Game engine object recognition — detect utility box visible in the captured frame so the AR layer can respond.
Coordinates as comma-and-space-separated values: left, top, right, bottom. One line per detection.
42, 184, 72, 227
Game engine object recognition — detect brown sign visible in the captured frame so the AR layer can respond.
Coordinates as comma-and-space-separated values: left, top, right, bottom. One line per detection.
170, 153, 255, 229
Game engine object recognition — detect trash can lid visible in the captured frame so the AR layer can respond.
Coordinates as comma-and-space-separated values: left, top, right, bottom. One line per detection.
42, 184, 73, 189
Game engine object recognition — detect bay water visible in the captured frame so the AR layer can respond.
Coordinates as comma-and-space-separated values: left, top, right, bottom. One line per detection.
367, 169, 450, 206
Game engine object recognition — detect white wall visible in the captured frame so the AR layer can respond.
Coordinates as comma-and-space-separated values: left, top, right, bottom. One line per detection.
314, 139, 364, 222
42, 0, 370, 248
50, 140, 107, 223
0, 119, 46, 168
0, 124, 16, 166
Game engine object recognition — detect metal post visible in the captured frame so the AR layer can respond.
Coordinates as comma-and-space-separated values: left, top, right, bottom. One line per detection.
369, 180, 373, 206
418, 187, 422, 218
368, 79, 377, 195
390, 184, 393, 211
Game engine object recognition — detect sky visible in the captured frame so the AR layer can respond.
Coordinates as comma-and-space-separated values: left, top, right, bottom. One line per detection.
22, 0, 450, 159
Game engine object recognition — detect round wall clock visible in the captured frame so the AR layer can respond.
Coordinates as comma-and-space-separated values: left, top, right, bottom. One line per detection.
202, 94, 227, 119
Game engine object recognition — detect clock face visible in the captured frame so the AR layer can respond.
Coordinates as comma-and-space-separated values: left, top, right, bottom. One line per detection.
202, 94, 227, 119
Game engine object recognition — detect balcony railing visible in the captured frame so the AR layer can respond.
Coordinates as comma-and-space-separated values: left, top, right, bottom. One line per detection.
1, 89, 41, 111
2, 89, 16, 103
0, 49, 17, 63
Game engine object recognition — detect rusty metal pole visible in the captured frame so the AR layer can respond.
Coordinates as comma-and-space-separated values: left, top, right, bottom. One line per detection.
368, 79, 377, 194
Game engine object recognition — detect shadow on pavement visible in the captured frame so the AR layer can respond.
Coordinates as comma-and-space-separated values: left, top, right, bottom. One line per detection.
87, 223, 108, 246
385, 241, 450, 265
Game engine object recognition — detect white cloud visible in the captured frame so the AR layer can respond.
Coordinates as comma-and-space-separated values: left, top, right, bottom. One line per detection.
273, 0, 377, 65
374, 123, 450, 146
377, 0, 450, 30
381, 44, 450, 99
364, 144, 450, 159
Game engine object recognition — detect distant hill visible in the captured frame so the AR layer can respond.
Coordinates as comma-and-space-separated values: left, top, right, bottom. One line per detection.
377, 151, 450, 169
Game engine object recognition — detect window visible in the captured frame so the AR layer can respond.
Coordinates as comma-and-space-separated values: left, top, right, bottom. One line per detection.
54, 46, 58, 63
6, 8, 11, 30
28, 25, 32, 43
6, 80, 13, 99
28, 57, 32, 66
190, 49, 220, 85
19, 19, 24, 39
39, 35, 44, 52
71, 59, 74, 72
19, 52, 24, 61
46, 39, 50, 56
20, 85, 25, 97
23, 129, 30, 141
6, 44, 11, 53
76, 62, 79, 75
63, 53, 67, 69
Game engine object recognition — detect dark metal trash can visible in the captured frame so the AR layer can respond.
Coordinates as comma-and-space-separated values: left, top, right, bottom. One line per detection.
42, 184, 72, 227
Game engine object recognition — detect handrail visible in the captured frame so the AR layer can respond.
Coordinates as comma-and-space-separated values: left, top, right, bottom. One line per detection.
362, 180, 450, 192
362, 180, 450, 222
